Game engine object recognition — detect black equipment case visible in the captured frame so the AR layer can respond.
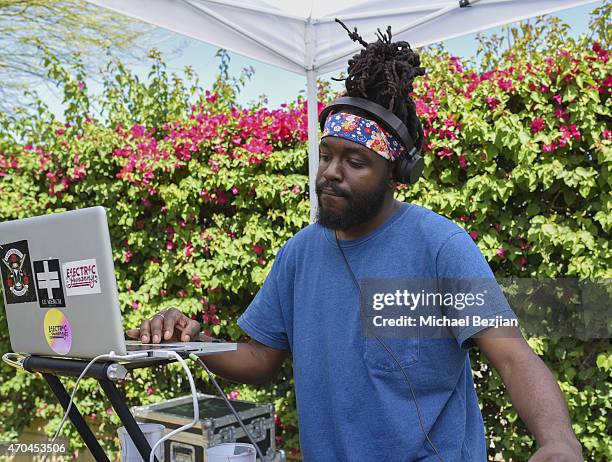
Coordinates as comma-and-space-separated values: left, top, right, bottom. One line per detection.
131, 393, 285, 462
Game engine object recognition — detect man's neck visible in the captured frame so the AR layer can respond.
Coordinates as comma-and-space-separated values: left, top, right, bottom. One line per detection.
335, 198, 401, 241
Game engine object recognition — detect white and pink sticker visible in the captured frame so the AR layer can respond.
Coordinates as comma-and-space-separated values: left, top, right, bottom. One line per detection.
62, 258, 101, 296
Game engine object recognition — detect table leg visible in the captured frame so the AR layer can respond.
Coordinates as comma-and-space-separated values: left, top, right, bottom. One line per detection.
43, 373, 110, 462
99, 378, 159, 462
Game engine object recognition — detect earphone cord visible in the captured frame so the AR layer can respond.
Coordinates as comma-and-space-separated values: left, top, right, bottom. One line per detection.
334, 231, 445, 462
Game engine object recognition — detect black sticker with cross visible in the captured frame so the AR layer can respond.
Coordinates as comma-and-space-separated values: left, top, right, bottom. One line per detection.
33, 259, 66, 308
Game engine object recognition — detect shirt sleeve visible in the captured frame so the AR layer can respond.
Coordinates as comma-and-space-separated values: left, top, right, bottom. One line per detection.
237, 245, 290, 351
436, 231, 518, 349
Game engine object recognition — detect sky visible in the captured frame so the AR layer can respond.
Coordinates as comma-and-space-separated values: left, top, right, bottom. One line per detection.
39, 1, 604, 116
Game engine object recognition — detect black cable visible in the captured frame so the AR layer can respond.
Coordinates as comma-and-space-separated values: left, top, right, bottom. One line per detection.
191, 355, 269, 462
334, 230, 445, 462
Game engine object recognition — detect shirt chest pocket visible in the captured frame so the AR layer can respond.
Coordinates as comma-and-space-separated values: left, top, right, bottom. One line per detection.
363, 335, 419, 372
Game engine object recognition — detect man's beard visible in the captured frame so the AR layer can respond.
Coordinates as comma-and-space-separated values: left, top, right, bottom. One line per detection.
315, 178, 389, 231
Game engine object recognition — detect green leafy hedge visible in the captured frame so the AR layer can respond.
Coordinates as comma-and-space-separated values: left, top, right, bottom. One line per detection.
0, 6, 610, 460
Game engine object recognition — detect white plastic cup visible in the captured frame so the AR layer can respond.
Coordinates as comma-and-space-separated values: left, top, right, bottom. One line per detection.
206, 443, 257, 462
118, 423, 165, 462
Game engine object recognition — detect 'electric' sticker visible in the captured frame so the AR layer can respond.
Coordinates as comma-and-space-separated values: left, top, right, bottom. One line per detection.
62, 258, 101, 296
0, 240, 38, 304
34, 259, 66, 308
44, 308, 72, 355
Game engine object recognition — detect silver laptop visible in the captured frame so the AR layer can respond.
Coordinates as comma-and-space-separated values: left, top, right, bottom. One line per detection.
0, 206, 236, 359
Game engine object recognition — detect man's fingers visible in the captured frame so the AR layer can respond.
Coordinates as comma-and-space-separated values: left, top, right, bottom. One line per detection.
149, 314, 164, 344
126, 328, 140, 339
139, 319, 151, 343
163, 315, 177, 340
180, 319, 201, 342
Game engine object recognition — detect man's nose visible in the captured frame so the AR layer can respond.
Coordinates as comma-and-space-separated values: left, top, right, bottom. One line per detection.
321, 157, 343, 183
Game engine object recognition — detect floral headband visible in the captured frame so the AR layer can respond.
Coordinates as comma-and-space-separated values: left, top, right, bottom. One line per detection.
321, 111, 406, 161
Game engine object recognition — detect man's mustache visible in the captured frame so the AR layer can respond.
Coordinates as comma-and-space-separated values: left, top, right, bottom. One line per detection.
316, 181, 348, 197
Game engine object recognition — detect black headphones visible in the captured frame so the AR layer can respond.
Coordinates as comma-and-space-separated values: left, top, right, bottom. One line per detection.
318, 96, 424, 185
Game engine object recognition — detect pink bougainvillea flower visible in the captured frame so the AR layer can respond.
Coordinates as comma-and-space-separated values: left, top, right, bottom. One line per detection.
592, 42, 609, 63
458, 155, 467, 169
130, 124, 146, 138
569, 124, 581, 140
497, 77, 513, 92
184, 241, 194, 258
147, 387, 154, 396
554, 107, 569, 121
436, 147, 453, 159
496, 247, 507, 259
530, 118, 545, 134
469, 231, 478, 241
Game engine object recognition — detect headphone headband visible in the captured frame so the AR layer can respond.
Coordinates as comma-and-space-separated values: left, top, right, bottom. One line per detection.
318, 96, 418, 155
318, 96, 424, 185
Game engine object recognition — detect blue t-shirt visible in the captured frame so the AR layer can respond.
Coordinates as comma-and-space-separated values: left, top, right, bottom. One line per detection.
237, 202, 516, 461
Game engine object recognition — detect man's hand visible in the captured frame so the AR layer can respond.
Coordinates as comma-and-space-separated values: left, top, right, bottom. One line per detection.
528, 443, 583, 461
126, 307, 202, 343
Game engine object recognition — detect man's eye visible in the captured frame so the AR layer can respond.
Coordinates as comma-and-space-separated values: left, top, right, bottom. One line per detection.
348, 160, 364, 168
319, 153, 330, 161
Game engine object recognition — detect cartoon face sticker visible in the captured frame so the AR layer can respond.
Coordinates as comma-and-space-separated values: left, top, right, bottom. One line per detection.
0, 240, 37, 304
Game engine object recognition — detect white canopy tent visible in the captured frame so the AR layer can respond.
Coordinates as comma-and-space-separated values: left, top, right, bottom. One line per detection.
85, 0, 597, 221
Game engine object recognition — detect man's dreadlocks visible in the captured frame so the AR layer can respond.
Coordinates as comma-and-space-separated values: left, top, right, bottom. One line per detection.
335, 19, 426, 152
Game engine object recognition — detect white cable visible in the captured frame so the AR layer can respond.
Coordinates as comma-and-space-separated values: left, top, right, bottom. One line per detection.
191, 354, 269, 462
148, 350, 199, 462
41, 351, 149, 462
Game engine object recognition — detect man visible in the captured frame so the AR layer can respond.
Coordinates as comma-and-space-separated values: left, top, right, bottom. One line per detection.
128, 23, 583, 462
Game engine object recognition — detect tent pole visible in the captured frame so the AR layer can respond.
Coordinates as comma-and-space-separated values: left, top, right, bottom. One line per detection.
307, 69, 319, 223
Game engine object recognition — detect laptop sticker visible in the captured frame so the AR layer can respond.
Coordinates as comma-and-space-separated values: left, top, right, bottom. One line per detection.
0, 240, 38, 304
34, 259, 66, 308
44, 308, 72, 355
62, 258, 101, 296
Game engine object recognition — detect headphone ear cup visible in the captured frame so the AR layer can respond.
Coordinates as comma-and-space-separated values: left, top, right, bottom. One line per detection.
394, 151, 424, 185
